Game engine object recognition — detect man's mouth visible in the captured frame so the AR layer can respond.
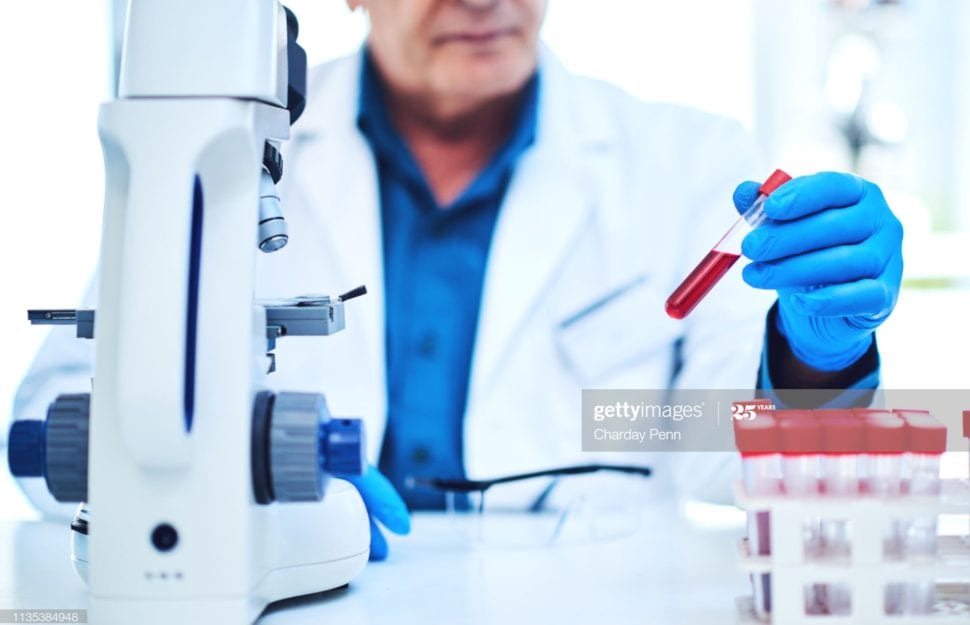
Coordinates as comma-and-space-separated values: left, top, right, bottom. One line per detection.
435, 28, 515, 46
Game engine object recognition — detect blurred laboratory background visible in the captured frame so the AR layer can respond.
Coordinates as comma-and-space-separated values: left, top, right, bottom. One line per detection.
0, 0, 967, 509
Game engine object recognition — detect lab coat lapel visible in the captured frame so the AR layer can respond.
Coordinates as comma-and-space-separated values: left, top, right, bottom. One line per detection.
288, 55, 387, 457
470, 150, 590, 397
470, 52, 610, 402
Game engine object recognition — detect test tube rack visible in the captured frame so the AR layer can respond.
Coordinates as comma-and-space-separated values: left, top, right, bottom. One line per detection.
734, 478, 970, 624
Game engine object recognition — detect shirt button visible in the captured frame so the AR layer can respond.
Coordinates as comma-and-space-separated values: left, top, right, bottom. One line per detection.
417, 333, 437, 357
429, 220, 450, 238
412, 446, 431, 464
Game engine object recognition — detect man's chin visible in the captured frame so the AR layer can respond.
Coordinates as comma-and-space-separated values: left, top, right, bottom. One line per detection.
436, 64, 533, 102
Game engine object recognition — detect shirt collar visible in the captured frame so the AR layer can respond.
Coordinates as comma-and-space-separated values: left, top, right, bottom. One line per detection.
356, 49, 539, 211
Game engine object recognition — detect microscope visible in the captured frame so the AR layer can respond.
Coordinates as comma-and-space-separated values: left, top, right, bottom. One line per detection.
6, 1, 371, 623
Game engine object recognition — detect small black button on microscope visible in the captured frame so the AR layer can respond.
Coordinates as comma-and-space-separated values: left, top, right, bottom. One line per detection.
151, 523, 179, 552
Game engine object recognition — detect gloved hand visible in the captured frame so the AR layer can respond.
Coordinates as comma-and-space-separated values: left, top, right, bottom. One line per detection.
734, 172, 904, 371
339, 465, 410, 561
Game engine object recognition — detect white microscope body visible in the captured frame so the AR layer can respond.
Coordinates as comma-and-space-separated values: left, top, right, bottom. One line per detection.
8, 1, 371, 623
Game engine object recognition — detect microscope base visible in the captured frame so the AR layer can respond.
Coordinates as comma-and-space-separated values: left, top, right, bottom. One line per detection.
87, 480, 370, 624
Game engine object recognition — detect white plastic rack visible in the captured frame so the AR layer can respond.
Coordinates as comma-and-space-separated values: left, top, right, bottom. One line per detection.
734, 478, 970, 624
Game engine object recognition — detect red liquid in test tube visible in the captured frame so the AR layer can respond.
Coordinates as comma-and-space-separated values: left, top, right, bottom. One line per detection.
665, 250, 740, 319
665, 169, 792, 319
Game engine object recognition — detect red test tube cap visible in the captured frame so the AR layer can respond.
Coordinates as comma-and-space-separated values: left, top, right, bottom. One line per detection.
963, 410, 970, 439
821, 416, 865, 454
758, 169, 792, 196
903, 414, 947, 454
893, 409, 930, 418
774, 409, 814, 421
735, 415, 778, 455
814, 408, 853, 420
779, 418, 821, 454
864, 415, 905, 453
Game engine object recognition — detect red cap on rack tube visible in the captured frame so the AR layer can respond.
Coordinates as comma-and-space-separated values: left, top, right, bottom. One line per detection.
774, 409, 814, 421
779, 418, 822, 455
814, 408, 853, 420
853, 408, 894, 420
864, 415, 906, 454
902, 414, 947, 454
963, 410, 970, 439
892, 409, 930, 418
820, 416, 865, 454
734, 415, 778, 457
758, 169, 793, 196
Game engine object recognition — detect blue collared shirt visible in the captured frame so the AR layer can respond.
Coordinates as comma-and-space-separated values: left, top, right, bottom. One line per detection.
357, 52, 539, 509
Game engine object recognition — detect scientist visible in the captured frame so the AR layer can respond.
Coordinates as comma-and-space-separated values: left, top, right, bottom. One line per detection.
13, 0, 903, 560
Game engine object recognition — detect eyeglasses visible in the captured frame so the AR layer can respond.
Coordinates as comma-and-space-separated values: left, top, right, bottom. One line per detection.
407, 464, 653, 548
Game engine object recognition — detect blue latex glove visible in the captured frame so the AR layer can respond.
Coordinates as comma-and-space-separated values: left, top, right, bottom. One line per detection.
339, 465, 410, 561
734, 172, 903, 371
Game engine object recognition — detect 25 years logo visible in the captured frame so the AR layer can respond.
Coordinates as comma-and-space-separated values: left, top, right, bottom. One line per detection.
731, 401, 776, 421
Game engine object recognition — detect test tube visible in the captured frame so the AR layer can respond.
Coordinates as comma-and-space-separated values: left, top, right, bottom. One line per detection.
819, 414, 864, 616
900, 412, 946, 498
665, 169, 792, 319
963, 410, 970, 478
861, 413, 907, 615
862, 414, 906, 535
778, 415, 824, 615
819, 414, 865, 497
858, 410, 906, 496
898, 412, 947, 616
779, 416, 822, 498
735, 413, 780, 618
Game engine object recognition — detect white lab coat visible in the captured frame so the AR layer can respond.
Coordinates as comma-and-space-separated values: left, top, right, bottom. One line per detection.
11, 50, 775, 516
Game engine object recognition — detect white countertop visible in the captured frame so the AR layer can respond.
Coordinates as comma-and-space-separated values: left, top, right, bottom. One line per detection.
0, 505, 749, 625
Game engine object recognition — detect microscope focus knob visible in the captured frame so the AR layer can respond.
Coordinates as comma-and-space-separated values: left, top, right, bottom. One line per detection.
321, 418, 365, 476
8, 420, 46, 477
253, 391, 366, 504
269, 392, 329, 502
7, 395, 90, 503
45, 394, 91, 502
